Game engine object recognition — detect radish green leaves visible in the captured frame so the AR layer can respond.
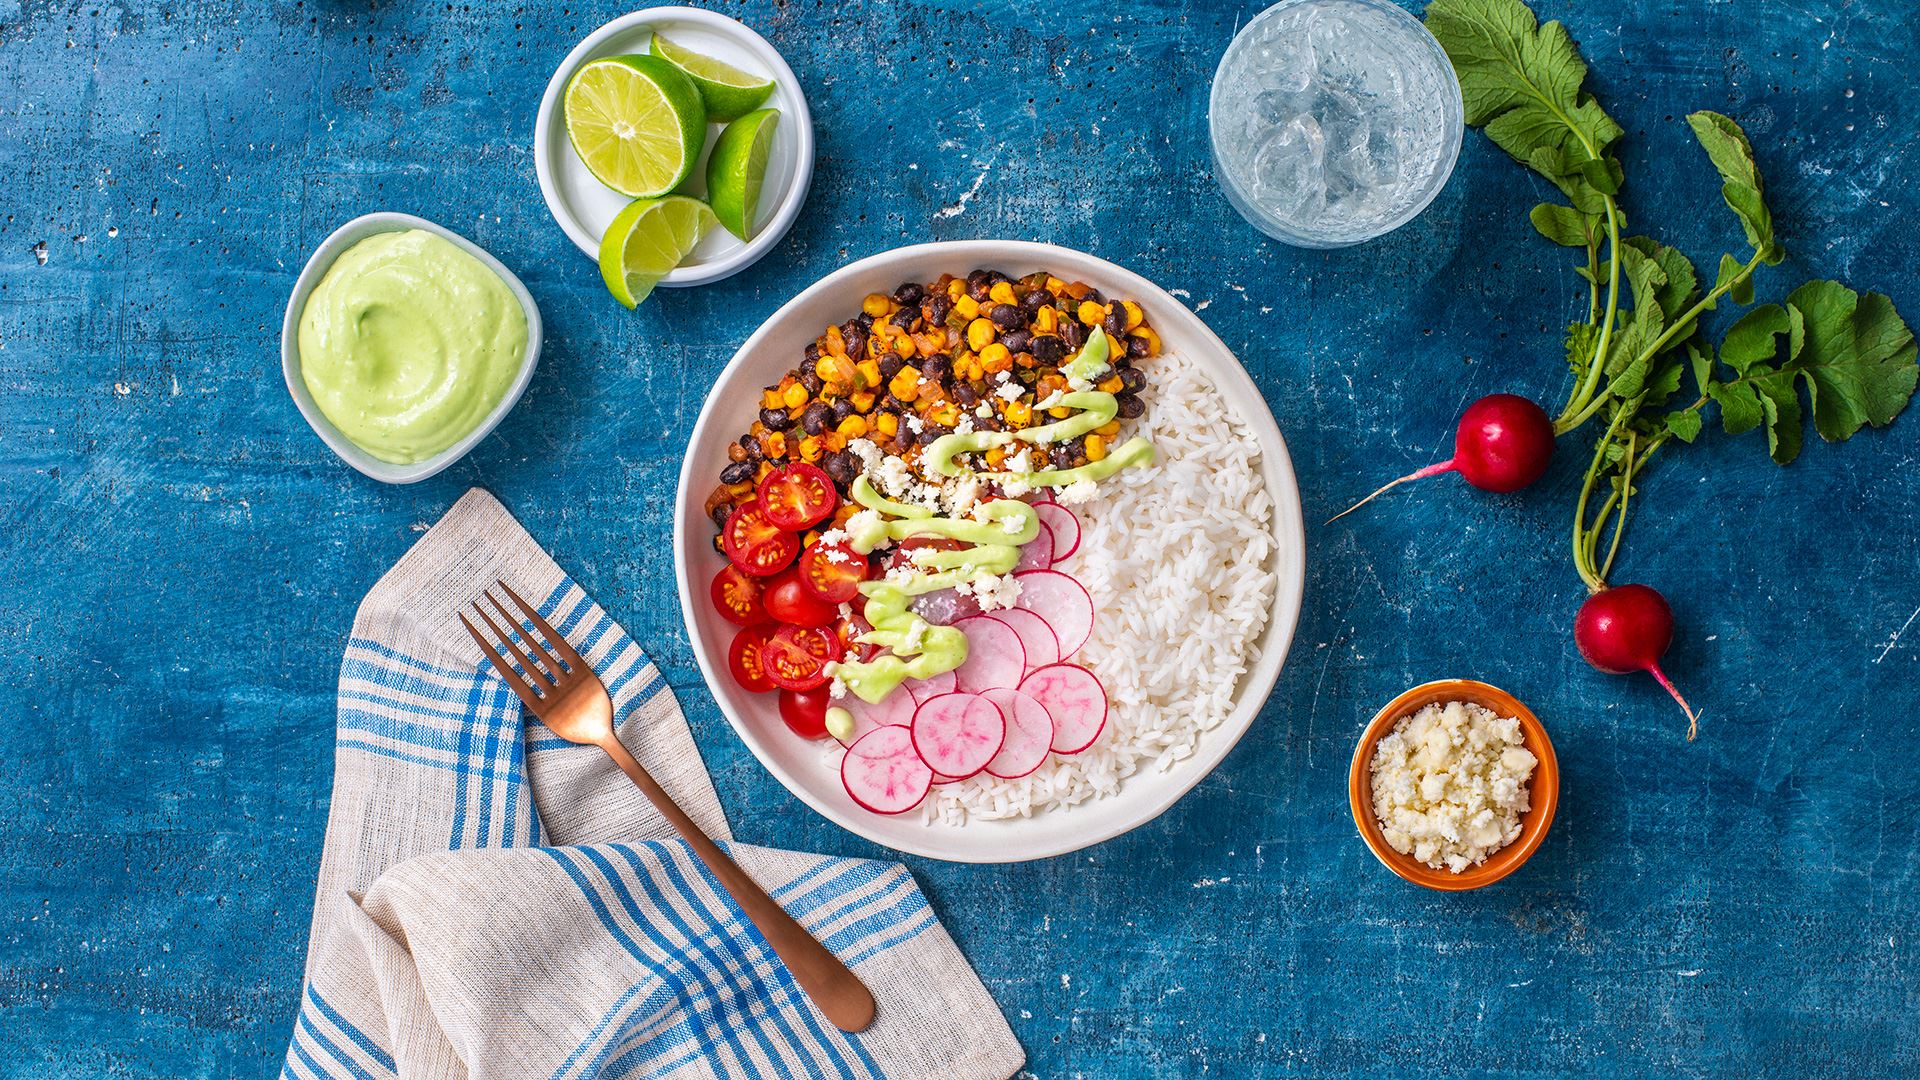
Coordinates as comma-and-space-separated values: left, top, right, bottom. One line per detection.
1425, 0, 1917, 593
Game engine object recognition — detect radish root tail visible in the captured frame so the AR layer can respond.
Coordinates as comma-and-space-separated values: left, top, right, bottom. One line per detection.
1326, 459, 1456, 525
1647, 664, 1699, 741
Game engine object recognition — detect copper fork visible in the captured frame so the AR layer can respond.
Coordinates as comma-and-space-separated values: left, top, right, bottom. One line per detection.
459, 580, 877, 1033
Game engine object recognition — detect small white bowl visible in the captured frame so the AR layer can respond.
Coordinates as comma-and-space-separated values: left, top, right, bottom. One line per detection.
533, 7, 814, 286
673, 241, 1309, 863
280, 212, 544, 484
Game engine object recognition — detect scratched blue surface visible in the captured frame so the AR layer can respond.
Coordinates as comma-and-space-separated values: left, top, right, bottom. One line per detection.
4, 0, 1920, 1076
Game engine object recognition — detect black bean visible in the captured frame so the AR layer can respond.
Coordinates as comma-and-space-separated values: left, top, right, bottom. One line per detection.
1001, 329, 1033, 355
738, 433, 762, 456
1030, 335, 1066, 362
830, 398, 855, 423
804, 342, 822, 362
1119, 367, 1147, 393
759, 407, 793, 431
953, 382, 979, 406
921, 354, 951, 382
988, 270, 1013, 286
720, 460, 755, 485
801, 401, 833, 435
890, 308, 918, 331
800, 370, 823, 395
853, 313, 875, 332
1017, 290, 1048, 319
925, 293, 953, 325
1050, 443, 1078, 469
965, 269, 993, 300
918, 425, 950, 447
710, 503, 733, 530
1060, 320, 1087, 348
824, 451, 859, 485
1126, 334, 1150, 360
892, 281, 925, 305
841, 322, 868, 356
989, 303, 1023, 329
1102, 303, 1128, 338
878, 353, 905, 382
1084, 287, 1105, 305
1117, 393, 1146, 419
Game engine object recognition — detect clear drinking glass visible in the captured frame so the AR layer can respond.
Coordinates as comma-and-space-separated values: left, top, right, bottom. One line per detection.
1209, 0, 1464, 248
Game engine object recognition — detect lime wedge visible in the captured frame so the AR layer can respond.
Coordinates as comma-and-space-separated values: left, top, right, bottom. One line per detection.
651, 33, 776, 122
598, 195, 718, 308
565, 54, 707, 197
707, 109, 779, 241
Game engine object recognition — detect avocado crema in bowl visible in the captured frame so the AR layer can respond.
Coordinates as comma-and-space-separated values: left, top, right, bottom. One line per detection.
283, 214, 542, 483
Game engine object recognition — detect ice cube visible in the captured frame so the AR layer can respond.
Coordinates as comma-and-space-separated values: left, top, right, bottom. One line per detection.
1250, 115, 1328, 223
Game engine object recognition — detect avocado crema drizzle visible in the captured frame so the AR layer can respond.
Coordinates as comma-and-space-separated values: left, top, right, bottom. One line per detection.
824, 327, 1158, 715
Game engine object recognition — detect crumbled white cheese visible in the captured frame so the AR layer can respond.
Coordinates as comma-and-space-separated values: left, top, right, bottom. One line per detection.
847, 508, 884, 538
953, 417, 975, 437
1035, 389, 1067, 410
905, 414, 925, 434
1066, 372, 1093, 392
821, 546, 852, 564
1004, 447, 1033, 475
944, 474, 983, 517
995, 380, 1026, 402
827, 674, 849, 699
969, 573, 1022, 612
1369, 701, 1539, 873
900, 619, 928, 652
846, 438, 884, 472
872, 454, 915, 497
819, 528, 850, 546
1056, 478, 1098, 505
975, 402, 994, 418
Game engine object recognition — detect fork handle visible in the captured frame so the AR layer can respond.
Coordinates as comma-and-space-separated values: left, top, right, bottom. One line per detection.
595, 736, 878, 1033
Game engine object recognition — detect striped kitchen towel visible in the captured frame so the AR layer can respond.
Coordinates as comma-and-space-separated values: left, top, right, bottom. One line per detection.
285, 488, 1024, 1080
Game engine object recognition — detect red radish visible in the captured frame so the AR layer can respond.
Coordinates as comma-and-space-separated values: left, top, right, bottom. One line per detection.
1012, 570, 1095, 659
837, 692, 914, 747
1014, 522, 1056, 572
1329, 394, 1555, 522
951, 616, 1026, 692
1575, 584, 1699, 740
910, 693, 1005, 779
979, 687, 1054, 778
1019, 663, 1108, 754
985, 608, 1061, 669
905, 669, 957, 705
1032, 503, 1081, 563
840, 725, 932, 814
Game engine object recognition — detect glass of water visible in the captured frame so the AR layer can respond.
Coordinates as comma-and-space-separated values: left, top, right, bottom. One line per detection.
1209, 0, 1464, 248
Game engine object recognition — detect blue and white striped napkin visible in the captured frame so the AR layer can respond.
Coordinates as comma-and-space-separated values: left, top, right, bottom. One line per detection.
285, 489, 1024, 1080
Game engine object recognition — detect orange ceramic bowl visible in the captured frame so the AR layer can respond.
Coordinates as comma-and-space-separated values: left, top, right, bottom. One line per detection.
1348, 679, 1559, 891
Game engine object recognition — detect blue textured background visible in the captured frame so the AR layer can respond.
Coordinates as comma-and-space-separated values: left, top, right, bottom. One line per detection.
5, 0, 1918, 1075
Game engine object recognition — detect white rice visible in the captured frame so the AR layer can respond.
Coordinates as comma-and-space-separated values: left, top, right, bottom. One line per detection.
913, 348, 1279, 824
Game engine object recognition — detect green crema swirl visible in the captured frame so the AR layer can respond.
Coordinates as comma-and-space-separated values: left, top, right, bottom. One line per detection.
829, 478, 1040, 703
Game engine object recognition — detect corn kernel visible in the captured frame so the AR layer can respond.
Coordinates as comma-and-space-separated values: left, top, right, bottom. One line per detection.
988, 281, 1016, 306
764, 431, 788, 458
931, 403, 959, 426
889, 366, 921, 400
824, 325, 847, 357
799, 435, 824, 462
1045, 276, 1067, 294
1098, 374, 1124, 393
947, 279, 965, 301
817, 353, 857, 386
1121, 301, 1145, 330
1135, 326, 1162, 357
876, 412, 899, 436
986, 446, 1006, 468
967, 357, 985, 380
851, 391, 876, 413
892, 330, 916, 358
782, 384, 808, 410
1077, 300, 1104, 326
1085, 434, 1107, 462
1049, 405, 1071, 419
755, 461, 774, 482
967, 318, 996, 351
1096, 420, 1121, 438
953, 295, 981, 321
763, 389, 784, 409
822, 431, 847, 453
855, 357, 882, 389
1005, 401, 1032, 426
1034, 306, 1058, 333
862, 293, 890, 318
979, 343, 1011, 370
837, 415, 869, 438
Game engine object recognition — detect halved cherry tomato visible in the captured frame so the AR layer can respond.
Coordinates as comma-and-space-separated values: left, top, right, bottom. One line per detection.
722, 501, 799, 577
709, 565, 767, 626
778, 687, 832, 739
757, 463, 838, 531
763, 567, 838, 628
798, 540, 869, 604
727, 624, 778, 692
763, 624, 844, 691
833, 611, 881, 663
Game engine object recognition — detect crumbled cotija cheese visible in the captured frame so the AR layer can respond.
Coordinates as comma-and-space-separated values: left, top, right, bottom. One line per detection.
1369, 700, 1538, 873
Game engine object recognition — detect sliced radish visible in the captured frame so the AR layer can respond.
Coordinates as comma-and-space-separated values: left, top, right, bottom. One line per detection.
1013, 570, 1094, 659
985, 607, 1060, 669
979, 687, 1054, 778
910, 692, 1005, 780
1020, 664, 1107, 755
1033, 503, 1080, 564
905, 669, 957, 704
836, 691, 915, 747
841, 726, 932, 814
951, 616, 1026, 693
1013, 522, 1056, 572
930, 770, 966, 786
911, 588, 982, 626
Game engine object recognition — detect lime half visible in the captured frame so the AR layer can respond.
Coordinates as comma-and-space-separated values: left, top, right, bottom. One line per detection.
651, 33, 776, 122
707, 109, 779, 241
565, 54, 707, 197
598, 195, 718, 308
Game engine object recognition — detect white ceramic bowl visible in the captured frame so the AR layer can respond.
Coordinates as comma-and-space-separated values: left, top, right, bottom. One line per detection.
673, 241, 1308, 862
534, 7, 814, 285
280, 212, 543, 484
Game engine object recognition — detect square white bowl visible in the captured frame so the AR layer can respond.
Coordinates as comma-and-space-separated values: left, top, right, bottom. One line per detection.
280, 212, 544, 484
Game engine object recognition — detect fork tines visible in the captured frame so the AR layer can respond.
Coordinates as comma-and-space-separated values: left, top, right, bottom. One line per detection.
458, 580, 585, 709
